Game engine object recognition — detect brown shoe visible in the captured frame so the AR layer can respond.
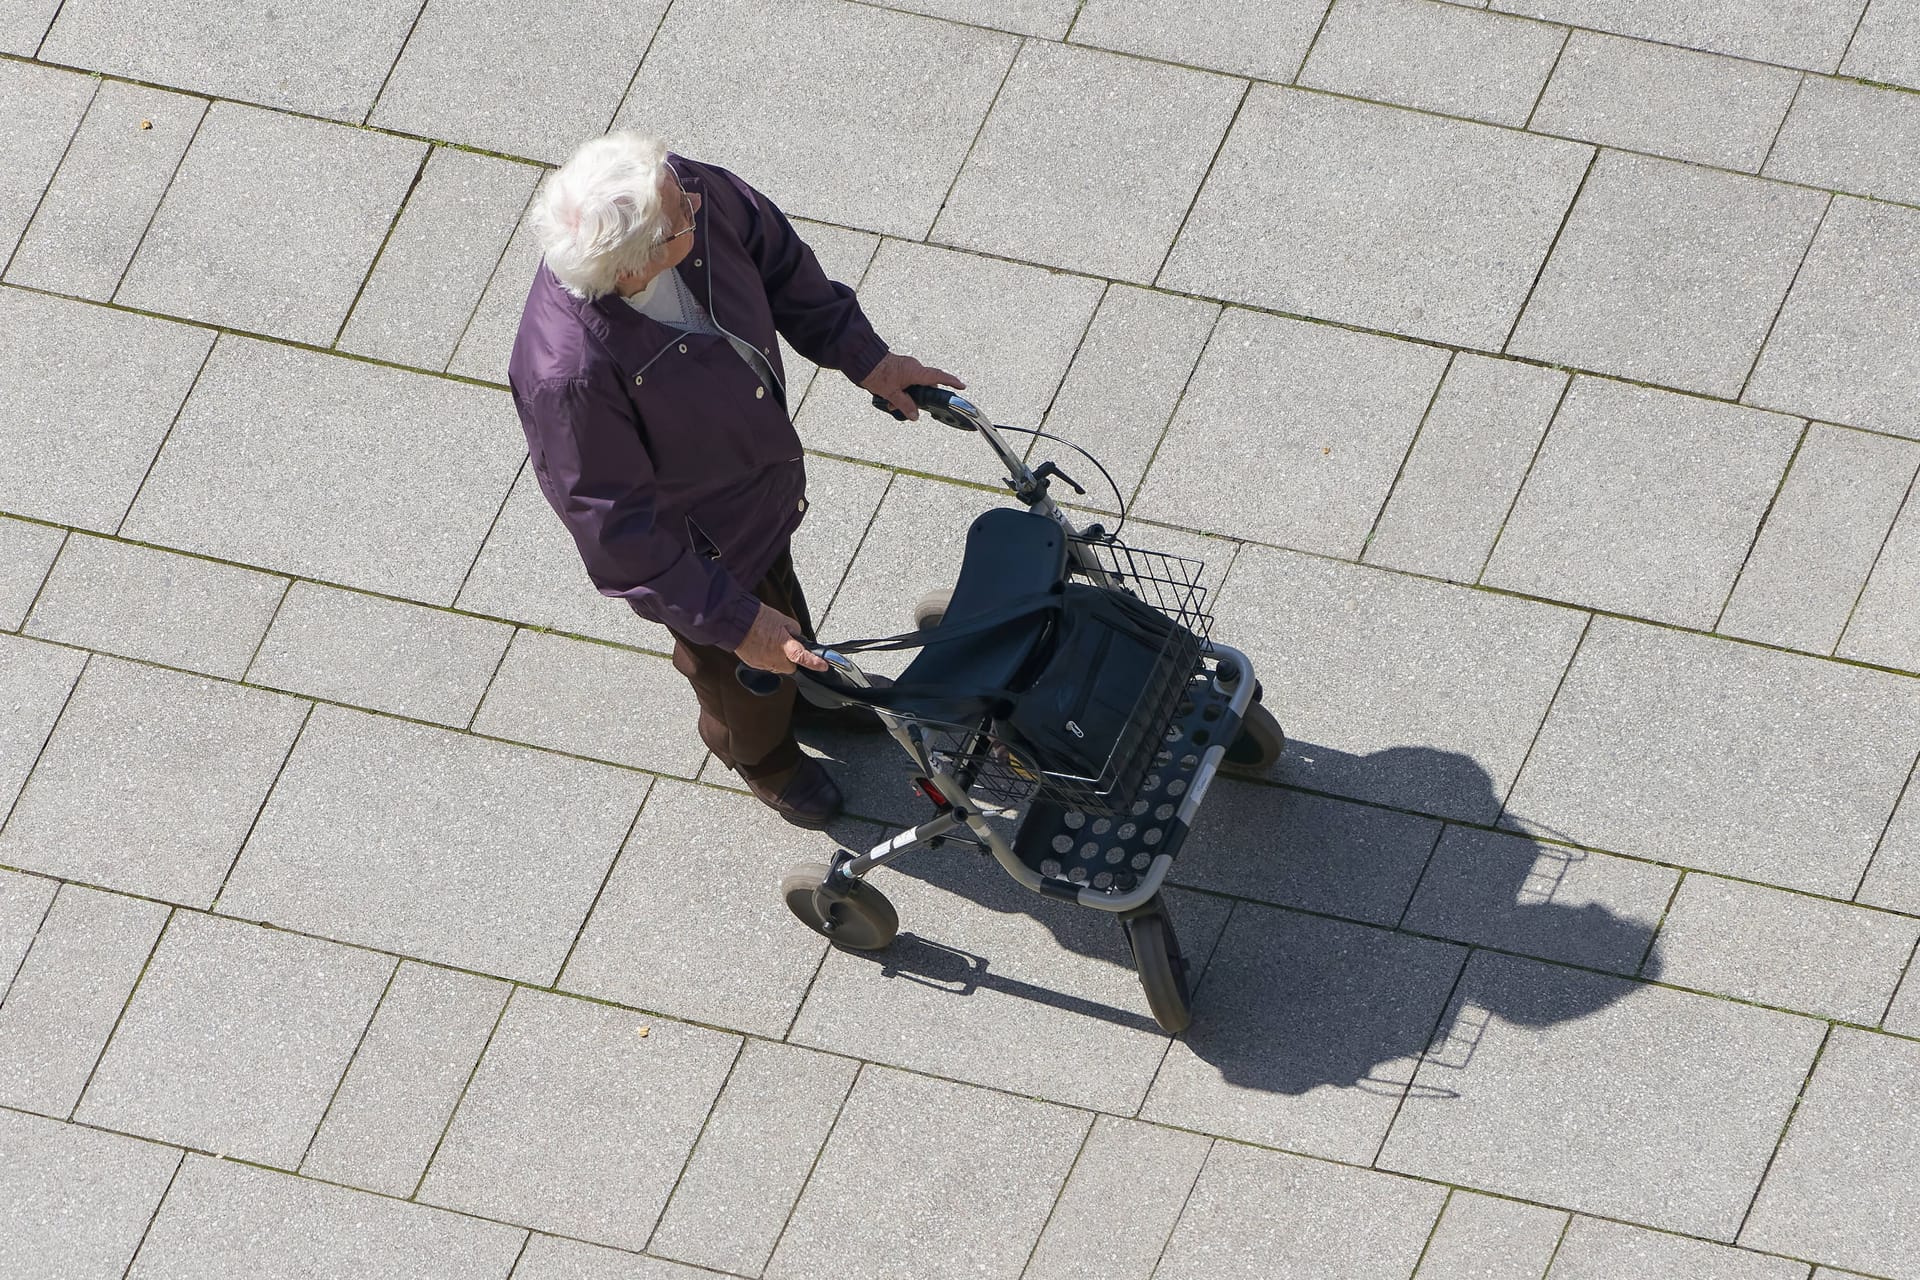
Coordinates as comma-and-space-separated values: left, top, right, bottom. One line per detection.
746, 755, 844, 829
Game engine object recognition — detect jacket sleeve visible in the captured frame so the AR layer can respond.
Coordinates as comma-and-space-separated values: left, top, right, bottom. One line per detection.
517, 374, 762, 650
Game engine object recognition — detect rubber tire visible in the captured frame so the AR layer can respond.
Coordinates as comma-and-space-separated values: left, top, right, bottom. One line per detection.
1222, 700, 1285, 774
781, 861, 899, 950
1125, 901, 1192, 1034
911, 588, 952, 632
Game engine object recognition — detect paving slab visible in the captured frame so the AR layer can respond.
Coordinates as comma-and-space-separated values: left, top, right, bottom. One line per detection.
24, 535, 286, 679
1141, 903, 1466, 1161
300, 961, 510, 1198
447, 203, 540, 383
933, 41, 1242, 283
1488, 0, 1866, 71
1742, 1028, 1920, 1277
1857, 771, 1920, 916
1529, 31, 1800, 172
0, 1107, 180, 1280
76, 912, 391, 1168
1887, 956, 1920, 1036
1720, 425, 1920, 653
1509, 154, 1824, 397
1745, 196, 1920, 438
1482, 378, 1802, 627
1547, 1217, 1809, 1279
246, 581, 513, 728
778, 220, 884, 411
0, 0, 59, 54
0, 869, 57, 997
1843, 0, 1920, 91
1415, 1191, 1568, 1280
121, 337, 526, 604
130, 1155, 525, 1280
6, 81, 207, 300
418, 988, 740, 1251
116, 102, 425, 346
615, 0, 1018, 239
648, 1039, 858, 1276
1154, 1140, 1447, 1280
1505, 618, 1920, 897
1767, 75, 1920, 208
0, 62, 93, 268
1364, 355, 1566, 582
1299, 0, 1566, 127
1839, 484, 1920, 673
1135, 307, 1449, 555
39, 0, 420, 121
0, 634, 85, 820
0, 287, 213, 533
0, 657, 306, 907
1160, 86, 1591, 349
767, 1065, 1088, 1280
470, 631, 703, 774
0, 518, 63, 631
873, 0, 1077, 36
515, 1238, 718, 1280
221, 704, 645, 983
1210, 546, 1587, 822
1023, 1116, 1211, 1280
339, 147, 540, 370
1401, 825, 1674, 975
0, 885, 169, 1117
1070, 0, 1330, 81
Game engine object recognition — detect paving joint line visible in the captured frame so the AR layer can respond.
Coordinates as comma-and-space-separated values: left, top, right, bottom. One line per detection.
1850, 745, 1920, 904
361, 0, 432, 128
0, 650, 90, 841
329, 143, 434, 350
1539, 1208, 1575, 1277
294, 955, 404, 1174
441, 179, 541, 376
1142, 1136, 1214, 1279
601, 0, 679, 137
116, 1146, 186, 1280
407, 981, 516, 1201
463, 623, 519, 732
1120, 303, 1228, 516
815, 467, 898, 632
1836, 0, 1875, 73
550, 794, 653, 986
1389, 821, 1452, 933
6, 521, 69, 629
501, 1231, 534, 1279
1709, 418, 1811, 634
1134, 897, 1240, 1121
1368, 944, 1475, 1169
1756, 72, 1809, 179
1358, 350, 1457, 562
1877, 932, 1920, 1029
0, 879, 61, 1010
1015, 1112, 1097, 1279
206, 700, 315, 911
237, 577, 298, 685
1405, 1185, 1457, 1279
107, 330, 220, 541
641, 1034, 748, 1258
1474, 368, 1572, 585
919, 32, 1024, 251
29, 0, 66, 59
1499, 143, 1598, 354
1290, 0, 1340, 84
762, 1058, 865, 1272
103, 91, 213, 305
0, 70, 100, 283
1016, 278, 1112, 468
1635, 869, 1687, 978
1736, 187, 1830, 404
1522, 25, 1575, 131
1149, 78, 1252, 288
1831, 451, 1920, 665
1494, 611, 1595, 822
66, 904, 175, 1123
1733, 1020, 1833, 1242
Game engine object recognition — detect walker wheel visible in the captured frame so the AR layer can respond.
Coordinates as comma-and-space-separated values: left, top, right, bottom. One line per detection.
1223, 701, 1285, 774
781, 860, 899, 950
911, 588, 952, 632
1124, 896, 1192, 1034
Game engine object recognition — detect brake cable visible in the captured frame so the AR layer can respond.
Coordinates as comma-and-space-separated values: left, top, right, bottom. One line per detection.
990, 423, 1130, 542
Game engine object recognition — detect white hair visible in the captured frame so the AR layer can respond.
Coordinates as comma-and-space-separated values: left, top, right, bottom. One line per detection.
530, 131, 675, 300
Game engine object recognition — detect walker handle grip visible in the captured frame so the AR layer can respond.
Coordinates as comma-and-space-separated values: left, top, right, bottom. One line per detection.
869, 386, 978, 431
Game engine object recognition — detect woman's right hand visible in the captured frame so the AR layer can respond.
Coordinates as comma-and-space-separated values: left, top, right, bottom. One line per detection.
734, 603, 830, 674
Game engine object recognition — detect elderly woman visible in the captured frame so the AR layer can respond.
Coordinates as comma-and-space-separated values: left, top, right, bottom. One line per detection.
509, 132, 959, 829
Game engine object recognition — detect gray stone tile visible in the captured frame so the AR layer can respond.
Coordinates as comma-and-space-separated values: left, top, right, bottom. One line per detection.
0, 634, 85, 819
1861, 772, 1920, 916
1364, 354, 1567, 582
1136, 308, 1449, 554
338, 147, 540, 370
1653, 874, 1920, 1023
1300, 0, 1565, 127
793, 239, 1104, 485
789, 455, 895, 615
0, 885, 168, 1117
419, 988, 739, 1250
768, 1065, 1087, 1280
1488, 0, 1866, 71
615, 0, 1018, 239
0, 1107, 180, 1280
779, 220, 884, 412
1530, 31, 1800, 172
1843, 0, 1920, 91
0, 658, 306, 907
1023, 1116, 1210, 1280
121, 337, 526, 604
0, 62, 92, 267
1508, 154, 1824, 398
1211, 546, 1587, 822
1505, 618, 1920, 897
561, 782, 855, 1038
1840, 482, 1920, 673
1171, 782, 1443, 926
1071, 0, 1329, 81
1887, 956, 1920, 1036
1161, 86, 1590, 349
0, 870, 57, 998
1746, 197, 1920, 439
6, 82, 207, 300
878, 0, 1077, 34
1548, 1217, 1809, 1279
1380, 950, 1826, 1239
1742, 1028, 1920, 1276
221, 704, 645, 983
933, 42, 1242, 283
24, 535, 286, 679
246, 581, 514, 728
1141, 904, 1466, 1161
1483, 379, 1802, 628
470, 631, 704, 775
371, 0, 666, 164
515, 1238, 718, 1280
301, 961, 510, 1198
1768, 75, 1920, 207
447, 202, 539, 383
1415, 1191, 1568, 1280
40, 0, 419, 121
1155, 1140, 1446, 1280
131, 1155, 525, 1280
1402, 826, 1674, 975
0, 518, 63, 631
117, 103, 424, 345
77, 913, 391, 1167
1721, 425, 1920, 653
0, 287, 213, 533
0, 0, 59, 54
649, 1039, 858, 1276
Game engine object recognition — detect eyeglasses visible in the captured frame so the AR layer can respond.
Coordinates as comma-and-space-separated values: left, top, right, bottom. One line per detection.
652, 182, 699, 250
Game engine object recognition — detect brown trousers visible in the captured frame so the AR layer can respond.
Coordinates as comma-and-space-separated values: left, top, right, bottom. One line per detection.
668, 547, 814, 781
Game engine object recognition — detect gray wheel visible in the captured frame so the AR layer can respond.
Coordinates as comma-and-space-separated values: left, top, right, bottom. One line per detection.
1222, 700, 1284, 774
781, 860, 898, 950
911, 588, 952, 632
1124, 899, 1191, 1034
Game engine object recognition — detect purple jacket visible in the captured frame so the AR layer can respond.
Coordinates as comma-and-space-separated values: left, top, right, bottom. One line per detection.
507, 156, 889, 650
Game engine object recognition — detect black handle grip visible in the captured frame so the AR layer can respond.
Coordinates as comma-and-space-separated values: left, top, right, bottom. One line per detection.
868, 385, 976, 431
735, 664, 782, 697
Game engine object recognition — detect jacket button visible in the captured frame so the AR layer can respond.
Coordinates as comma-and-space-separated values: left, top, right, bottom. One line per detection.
755, 386, 765, 399
679, 343, 688, 353
693, 258, 701, 267
633, 374, 643, 386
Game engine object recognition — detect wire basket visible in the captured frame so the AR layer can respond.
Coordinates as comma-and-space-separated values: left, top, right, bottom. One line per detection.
920, 534, 1214, 816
